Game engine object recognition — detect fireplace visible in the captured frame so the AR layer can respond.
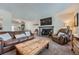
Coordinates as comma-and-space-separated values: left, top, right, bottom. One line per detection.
39, 26, 54, 36
41, 29, 53, 35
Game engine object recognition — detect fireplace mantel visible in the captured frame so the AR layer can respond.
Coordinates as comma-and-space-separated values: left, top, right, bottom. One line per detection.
39, 26, 54, 36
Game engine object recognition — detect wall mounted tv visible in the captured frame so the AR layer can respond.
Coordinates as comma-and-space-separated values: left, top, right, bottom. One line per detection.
40, 17, 52, 25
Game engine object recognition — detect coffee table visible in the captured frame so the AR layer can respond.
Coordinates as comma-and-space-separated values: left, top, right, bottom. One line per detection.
15, 38, 50, 55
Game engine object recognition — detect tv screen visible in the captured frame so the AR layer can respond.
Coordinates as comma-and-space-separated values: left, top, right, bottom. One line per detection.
40, 17, 52, 25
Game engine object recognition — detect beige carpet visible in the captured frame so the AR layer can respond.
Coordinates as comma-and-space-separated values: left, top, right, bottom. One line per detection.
2, 37, 74, 55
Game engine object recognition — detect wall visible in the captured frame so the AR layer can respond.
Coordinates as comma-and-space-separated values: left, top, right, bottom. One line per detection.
25, 20, 39, 33
76, 27, 79, 34
53, 11, 77, 34
24, 13, 76, 34
12, 22, 21, 31
0, 9, 12, 31
73, 8, 79, 35
28, 16, 65, 34
25, 16, 65, 34
52, 16, 65, 34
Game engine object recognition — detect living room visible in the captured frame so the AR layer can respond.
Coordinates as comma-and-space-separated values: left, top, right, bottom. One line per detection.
0, 3, 79, 55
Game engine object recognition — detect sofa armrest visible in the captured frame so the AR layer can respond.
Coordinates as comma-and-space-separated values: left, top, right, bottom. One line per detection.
52, 35, 59, 39
0, 39, 4, 54
0, 39, 3, 46
52, 34, 58, 38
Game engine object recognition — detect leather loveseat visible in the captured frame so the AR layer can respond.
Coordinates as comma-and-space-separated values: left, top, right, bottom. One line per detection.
52, 28, 72, 45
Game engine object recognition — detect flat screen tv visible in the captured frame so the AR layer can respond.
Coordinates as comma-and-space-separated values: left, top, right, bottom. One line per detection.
40, 17, 52, 25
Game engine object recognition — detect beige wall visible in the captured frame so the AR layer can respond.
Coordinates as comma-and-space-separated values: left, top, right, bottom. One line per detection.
54, 8, 78, 34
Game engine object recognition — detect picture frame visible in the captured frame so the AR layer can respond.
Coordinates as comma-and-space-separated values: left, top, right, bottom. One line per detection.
74, 13, 78, 27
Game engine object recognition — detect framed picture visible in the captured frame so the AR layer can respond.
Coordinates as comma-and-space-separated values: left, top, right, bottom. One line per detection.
74, 13, 78, 27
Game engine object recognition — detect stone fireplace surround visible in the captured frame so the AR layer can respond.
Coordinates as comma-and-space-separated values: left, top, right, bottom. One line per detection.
39, 26, 54, 36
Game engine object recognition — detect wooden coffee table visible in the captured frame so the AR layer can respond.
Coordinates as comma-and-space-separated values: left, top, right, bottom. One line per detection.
15, 38, 50, 55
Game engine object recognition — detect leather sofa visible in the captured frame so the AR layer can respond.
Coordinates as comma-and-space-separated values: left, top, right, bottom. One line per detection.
0, 31, 34, 54
52, 28, 72, 45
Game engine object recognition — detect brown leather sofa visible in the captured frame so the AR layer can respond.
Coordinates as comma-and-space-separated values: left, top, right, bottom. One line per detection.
52, 28, 72, 45
0, 31, 34, 54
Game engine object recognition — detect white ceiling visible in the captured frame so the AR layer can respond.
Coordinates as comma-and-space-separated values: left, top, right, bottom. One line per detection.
0, 3, 78, 20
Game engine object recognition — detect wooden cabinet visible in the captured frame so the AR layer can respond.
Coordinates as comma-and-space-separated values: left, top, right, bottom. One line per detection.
72, 37, 79, 54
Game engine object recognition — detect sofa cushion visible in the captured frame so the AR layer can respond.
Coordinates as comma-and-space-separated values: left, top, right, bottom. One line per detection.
17, 37, 27, 42
25, 31, 31, 37
58, 32, 65, 37
4, 39, 19, 46
15, 33, 26, 39
0, 33, 12, 41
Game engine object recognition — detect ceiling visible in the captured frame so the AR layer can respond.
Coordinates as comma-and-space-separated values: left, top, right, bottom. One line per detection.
0, 3, 78, 20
